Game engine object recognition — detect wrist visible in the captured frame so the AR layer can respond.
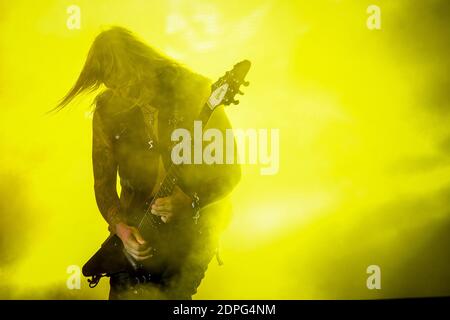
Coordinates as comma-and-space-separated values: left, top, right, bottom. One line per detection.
114, 221, 127, 234
107, 206, 124, 233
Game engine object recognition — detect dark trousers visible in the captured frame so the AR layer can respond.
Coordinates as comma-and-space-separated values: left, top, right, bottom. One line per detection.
109, 233, 218, 300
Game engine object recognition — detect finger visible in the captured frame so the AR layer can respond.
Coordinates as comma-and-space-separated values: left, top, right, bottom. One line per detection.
152, 204, 172, 212
151, 208, 172, 216
125, 246, 141, 258
125, 236, 147, 251
126, 243, 152, 254
161, 216, 169, 223
125, 245, 152, 257
150, 211, 171, 223
154, 197, 170, 206
131, 228, 147, 245
124, 243, 143, 255
133, 254, 153, 261
125, 239, 140, 251
129, 251, 153, 261
152, 201, 172, 211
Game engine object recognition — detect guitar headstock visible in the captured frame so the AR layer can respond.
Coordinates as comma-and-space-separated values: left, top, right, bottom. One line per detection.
208, 60, 251, 110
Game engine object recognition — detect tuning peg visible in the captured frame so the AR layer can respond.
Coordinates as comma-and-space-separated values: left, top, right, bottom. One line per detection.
238, 89, 244, 95
232, 99, 240, 105
243, 81, 250, 87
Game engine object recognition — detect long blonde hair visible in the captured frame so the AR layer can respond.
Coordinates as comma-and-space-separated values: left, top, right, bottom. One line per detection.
54, 26, 182, 111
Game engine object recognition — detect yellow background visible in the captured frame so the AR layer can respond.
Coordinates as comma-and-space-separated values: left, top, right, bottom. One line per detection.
0, 0, 449, 299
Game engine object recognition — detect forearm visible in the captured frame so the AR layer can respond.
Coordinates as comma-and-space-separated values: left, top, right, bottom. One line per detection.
94, 182, 123, 231
92, 109, 123, 231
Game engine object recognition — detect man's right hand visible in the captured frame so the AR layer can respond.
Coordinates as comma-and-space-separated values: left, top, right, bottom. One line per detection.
115, 222, 153, 261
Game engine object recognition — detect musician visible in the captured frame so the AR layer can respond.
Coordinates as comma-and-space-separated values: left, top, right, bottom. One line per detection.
57, 27, 241, 299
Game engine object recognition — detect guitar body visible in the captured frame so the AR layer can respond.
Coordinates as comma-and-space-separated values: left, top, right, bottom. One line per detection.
82, 198, 199, 285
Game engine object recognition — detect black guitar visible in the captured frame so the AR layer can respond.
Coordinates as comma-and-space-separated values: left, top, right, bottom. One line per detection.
82, 60, 251, 287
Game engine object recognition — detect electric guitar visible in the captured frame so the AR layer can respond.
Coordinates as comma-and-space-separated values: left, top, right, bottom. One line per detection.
82, 60, 251, 287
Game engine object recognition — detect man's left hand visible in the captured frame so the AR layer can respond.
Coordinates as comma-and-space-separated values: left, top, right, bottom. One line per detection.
151, 185, 192, 223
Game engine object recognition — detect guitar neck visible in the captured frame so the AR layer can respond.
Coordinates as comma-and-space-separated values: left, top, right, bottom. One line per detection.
137, 101, 216, 231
